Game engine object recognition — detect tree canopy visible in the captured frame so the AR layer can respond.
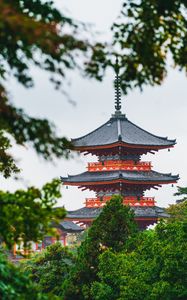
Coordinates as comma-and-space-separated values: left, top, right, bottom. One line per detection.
0, 0, 87, 89
0, 179, 65, 249
62, 196, 137, 299
0, 0, 89, 177
0, 250, 47, 300
166, 186, 187, 222
91, 220, 187, 300
0, 1, 186, 298
22, 242, 75, 296
2, 0, 187, 175
1, 0, 187, 176
87, 0, 187, 94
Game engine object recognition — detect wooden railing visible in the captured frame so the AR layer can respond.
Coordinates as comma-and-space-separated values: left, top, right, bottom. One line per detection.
87, 160, 152, 172
85, 196, 155, 207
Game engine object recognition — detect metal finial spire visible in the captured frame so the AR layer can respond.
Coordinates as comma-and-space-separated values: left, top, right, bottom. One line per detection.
114, 56, 121, 113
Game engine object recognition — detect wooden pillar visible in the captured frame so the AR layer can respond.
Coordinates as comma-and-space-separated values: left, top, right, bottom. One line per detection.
64, 234, 67, 246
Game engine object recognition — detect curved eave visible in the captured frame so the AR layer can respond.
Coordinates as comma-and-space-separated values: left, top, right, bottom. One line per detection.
73, 141, 175, 152
52, 221, 83, 233
65, 216, 159, 221
61, 178, 179, 186
65, 206, 169, 220
71, 115, 176, 150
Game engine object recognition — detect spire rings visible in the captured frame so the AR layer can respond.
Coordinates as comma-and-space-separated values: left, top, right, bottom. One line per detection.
114, 57, 122, 112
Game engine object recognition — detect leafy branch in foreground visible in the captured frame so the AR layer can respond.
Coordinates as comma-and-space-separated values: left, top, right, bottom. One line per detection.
0, 130, 19, 178
86, 0, 187, 94
0, 0, 88, 88
0, 251, 47, 300
0, 179, 65, 249
0, 85, 74, 177
0, 0, 90, 177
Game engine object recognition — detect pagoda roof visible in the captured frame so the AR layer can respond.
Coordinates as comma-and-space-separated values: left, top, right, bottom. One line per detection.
72, 113, 175, 150
61, 170, 179, 185
66, 206, 169, 219
55, 221, 83, 233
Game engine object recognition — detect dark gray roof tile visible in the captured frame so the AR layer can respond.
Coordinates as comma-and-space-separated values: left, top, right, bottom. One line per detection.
66, 206, 169, 219
61, 170, 179, 184
72, 114, 175, 148
57, 221, 83, 232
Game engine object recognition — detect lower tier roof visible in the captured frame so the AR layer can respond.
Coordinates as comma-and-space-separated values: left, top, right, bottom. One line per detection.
61, 170, 179, 185
66, 206, 169, 220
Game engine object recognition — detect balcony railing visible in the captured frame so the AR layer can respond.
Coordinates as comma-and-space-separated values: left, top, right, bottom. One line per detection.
87, 160, 152, 172
85, 196, 155, 207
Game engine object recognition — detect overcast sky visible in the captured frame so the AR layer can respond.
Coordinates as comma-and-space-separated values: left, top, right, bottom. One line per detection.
1, 0, 187, 209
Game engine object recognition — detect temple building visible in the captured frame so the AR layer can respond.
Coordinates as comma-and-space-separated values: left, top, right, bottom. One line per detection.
61, 66, 179, 230
11, 221, 83, 261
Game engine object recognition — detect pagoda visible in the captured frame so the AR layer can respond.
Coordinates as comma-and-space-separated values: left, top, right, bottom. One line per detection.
61, 64, 179, 230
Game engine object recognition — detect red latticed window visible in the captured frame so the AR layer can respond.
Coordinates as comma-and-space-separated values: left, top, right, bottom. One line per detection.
85, 196, 155, 208
87, 160, 152, 172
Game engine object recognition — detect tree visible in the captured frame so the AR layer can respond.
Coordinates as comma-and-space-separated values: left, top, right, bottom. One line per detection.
91, 220, 187, 300
166, 186, 187, 222
1, 1, 186, 296
0, 0, 94, 255
167, 200, 187, 222
0, 250, 47, 300
174, 186, 187, 201
0, 179, 65, 250
0, 0, 89, 177
0, 2, 89, 296
0, 5, 91, 298
2, 1, 187, 173
62, 196, 137, 300
87, 0, 187, 94
22, 242, 75, 296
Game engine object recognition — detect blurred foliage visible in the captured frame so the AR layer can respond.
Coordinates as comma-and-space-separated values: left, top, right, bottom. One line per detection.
0, 0, 87, 88
0, 129, 19, 178
91, 220, 187, 300
87, 0, 187, 94
0, 86, 74, 177
0, 179, 65, 249
62, 196, 137, 299
22, 242, 75, 296
0, 0, 89, 177
2, 0, 187, 174
0, 250, 48, 300
0, 1, 186, 297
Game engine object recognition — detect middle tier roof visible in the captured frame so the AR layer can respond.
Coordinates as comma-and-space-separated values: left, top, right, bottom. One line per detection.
61, 170, 179, 186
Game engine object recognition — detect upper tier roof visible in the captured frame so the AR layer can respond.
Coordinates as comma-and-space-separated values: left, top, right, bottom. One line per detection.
72, 113, 176, 149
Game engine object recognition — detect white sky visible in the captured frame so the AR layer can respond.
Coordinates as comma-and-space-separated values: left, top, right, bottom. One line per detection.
1, 0, 187, 209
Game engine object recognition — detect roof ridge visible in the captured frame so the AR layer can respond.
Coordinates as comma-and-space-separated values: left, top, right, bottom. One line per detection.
117, 119, 122, 141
